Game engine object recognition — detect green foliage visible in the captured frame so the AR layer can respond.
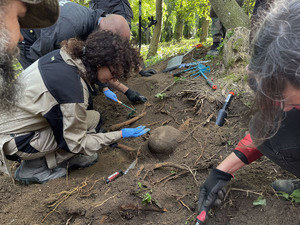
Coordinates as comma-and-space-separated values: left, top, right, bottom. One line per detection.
137, 182, 153, 205
253, 196, 266, 206
277, 189, 300, 203
204, 54, 216, 61
140, 38, 207, 67
155, 93, 166, 99
170, 170, 176, 174
142, 192, 152, 205
173, 75, 186, 83
72, 0, 89, 7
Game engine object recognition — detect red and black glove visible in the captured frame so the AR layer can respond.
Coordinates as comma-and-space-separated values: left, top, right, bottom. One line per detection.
196, 168, 233, 224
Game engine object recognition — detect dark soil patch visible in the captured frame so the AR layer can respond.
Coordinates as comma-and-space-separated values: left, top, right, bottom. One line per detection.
0, 48, 299, 225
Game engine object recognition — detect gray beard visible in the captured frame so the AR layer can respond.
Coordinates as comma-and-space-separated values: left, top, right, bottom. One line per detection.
0, 27, 20, 112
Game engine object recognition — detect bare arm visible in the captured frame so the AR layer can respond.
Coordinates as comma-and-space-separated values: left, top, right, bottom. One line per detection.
217, 152, 246, 174
108, 80, 129, 93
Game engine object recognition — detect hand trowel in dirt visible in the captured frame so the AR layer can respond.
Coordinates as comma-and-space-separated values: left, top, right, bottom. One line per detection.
163, 44, 203, 73
105, 159, 137, 184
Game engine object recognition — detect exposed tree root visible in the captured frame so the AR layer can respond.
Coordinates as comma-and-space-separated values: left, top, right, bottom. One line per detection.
109, 112, 147, 131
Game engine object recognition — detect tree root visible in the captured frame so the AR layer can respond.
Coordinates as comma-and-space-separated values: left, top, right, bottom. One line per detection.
109, 112, 147, 131
119, 204, 167, 213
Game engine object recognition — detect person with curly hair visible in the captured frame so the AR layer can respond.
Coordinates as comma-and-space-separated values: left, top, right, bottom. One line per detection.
0, 29, 150, 184
19, 1, 153, 105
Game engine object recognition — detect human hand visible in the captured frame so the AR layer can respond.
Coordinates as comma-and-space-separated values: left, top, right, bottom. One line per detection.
103, 89, 118, 102
139, 69, 157, 77
121, 125, 150, 138
196, 168, 232, 224
124, 89, 147, 104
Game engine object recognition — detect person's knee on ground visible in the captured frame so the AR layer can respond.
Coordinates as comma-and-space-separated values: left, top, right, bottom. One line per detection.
15, 157, 66, 184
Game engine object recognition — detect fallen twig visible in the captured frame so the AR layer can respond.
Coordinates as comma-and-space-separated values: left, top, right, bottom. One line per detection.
159, 81, 176, 94
148, 162, 188, 171
230, 188, 263, 196
42, 180, 88, 223
65, 216, 72, 225
183, 164, 198, 185
93, 194, 118, 208
178, 114, 214, 143
177, 199, 191, 211
135, 165, 144, 177
109, 112, 146, 131
163, 171, 189, 186
161, 119, 172, 126
143, 121, 161, 127
116, 143, 136, 152
119, 204, 167, 213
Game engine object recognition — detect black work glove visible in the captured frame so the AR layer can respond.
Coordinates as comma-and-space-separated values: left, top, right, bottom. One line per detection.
139, 69, 157, 77
124, 88, 147, 104
196, 168, 233, 223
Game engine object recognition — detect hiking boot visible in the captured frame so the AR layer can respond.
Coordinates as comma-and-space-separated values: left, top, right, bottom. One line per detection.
62, 153, 99, 171
15, 157, 66, 184
207, 42, 221, 56
271, 179, 300, 195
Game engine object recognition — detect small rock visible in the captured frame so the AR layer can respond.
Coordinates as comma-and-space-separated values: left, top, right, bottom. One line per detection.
148, 126, 181, 155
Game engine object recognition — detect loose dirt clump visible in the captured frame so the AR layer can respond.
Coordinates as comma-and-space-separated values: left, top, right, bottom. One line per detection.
0, 47, 299, 225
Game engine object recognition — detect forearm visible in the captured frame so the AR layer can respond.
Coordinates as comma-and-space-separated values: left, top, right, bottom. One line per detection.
108, 80, 129, 93
216, 152, 246, 174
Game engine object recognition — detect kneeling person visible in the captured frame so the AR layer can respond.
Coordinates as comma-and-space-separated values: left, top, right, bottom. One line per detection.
0, 30, 149, 184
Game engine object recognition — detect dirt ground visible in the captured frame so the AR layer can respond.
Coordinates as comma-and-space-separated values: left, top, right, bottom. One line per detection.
1, 48, 299, 225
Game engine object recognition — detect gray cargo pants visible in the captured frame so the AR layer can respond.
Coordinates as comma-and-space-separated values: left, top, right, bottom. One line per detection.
3, 110, 100, 169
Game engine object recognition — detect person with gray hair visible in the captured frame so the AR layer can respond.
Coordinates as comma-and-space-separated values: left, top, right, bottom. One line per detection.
196, 0, 300, 223
0, 0, 59, 112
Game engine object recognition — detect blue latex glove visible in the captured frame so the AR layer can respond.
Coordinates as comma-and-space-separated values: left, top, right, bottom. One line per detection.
103, 89, 118, 102
121, 126, 150, 138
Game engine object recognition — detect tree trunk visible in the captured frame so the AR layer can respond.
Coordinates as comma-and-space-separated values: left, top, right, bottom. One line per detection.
200, 18, 209, 42
210, 0, 250, 29
174, 14, 184, 41
147, 0, 163, 58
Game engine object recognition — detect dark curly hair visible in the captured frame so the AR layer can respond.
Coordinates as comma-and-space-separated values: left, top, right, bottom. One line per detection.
60, 30, 141, 85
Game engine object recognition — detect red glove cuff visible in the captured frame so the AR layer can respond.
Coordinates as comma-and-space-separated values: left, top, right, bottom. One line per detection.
234, 134, 263, 164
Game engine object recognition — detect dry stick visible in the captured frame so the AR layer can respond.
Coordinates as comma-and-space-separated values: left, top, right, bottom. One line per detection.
109, 111, 147, 131
159, 81, 176, 94
178, 114, 214, 143
151, 162, 188, 171
143, 162, 189, 182
161, 119, 172, 126
116, 143, 136, 152
42, 180, 88, 223
163, 171, 189, 186
230, 188, 263, 196
135, 164, 144, 177
178, 199, 192, 211
143, 121, 161, 127
183, 164, 198, 184
192, 133, 205, 166
154, 173, 175, 185
93, 194, 118, 208
65, 216, 72, 225
119, 204, 167, 213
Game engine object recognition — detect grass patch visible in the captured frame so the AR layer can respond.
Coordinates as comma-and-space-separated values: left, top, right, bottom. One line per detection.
140, 38, 212, 67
